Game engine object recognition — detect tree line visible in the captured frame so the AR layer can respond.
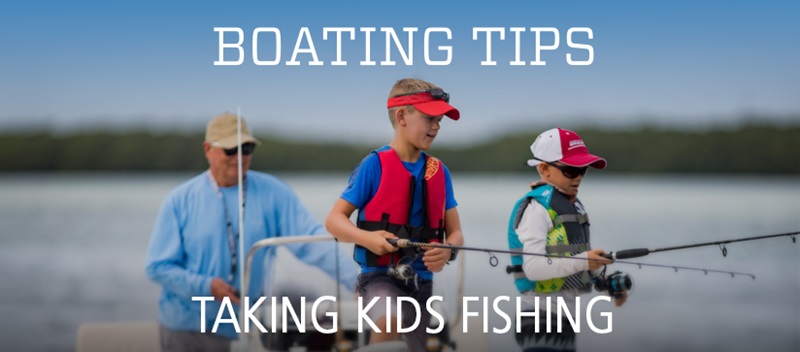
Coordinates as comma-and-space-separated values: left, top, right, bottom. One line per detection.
1, 123, 798, 174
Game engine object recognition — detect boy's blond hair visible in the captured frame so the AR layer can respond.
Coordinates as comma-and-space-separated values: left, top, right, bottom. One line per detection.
387, 78, 438, 128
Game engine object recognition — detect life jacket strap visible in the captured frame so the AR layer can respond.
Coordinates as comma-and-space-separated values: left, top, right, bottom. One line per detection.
358, 221, 442, 242
552, 214, 589, 227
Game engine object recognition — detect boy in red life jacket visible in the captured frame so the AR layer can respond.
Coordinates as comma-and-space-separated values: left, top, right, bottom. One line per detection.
326, 78, 464, 351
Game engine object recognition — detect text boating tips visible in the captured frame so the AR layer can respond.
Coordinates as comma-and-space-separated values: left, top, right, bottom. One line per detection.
213, 26, 595, 67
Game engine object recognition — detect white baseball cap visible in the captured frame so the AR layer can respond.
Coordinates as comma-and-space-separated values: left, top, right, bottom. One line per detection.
527, 128, 607, 169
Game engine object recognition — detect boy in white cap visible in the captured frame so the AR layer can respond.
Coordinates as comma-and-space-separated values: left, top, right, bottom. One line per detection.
507, 128, 627, 351
326, 78, 465, 351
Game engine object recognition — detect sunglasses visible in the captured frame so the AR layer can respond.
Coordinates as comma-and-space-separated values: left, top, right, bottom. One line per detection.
395, 88, 450, 103
222, 143, 256, 156
547, 162, 588, 179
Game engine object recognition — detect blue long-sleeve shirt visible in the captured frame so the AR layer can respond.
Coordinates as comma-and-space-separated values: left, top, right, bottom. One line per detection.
145, 170, 358, 339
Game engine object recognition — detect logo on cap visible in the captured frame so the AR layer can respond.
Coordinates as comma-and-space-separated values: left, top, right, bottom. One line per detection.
568, 139, 585, 150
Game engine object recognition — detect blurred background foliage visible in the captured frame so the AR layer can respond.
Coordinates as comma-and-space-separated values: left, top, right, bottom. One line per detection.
1, 123, 798, 174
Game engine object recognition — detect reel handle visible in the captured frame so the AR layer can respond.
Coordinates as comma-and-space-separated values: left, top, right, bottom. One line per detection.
602, 248, 651, 260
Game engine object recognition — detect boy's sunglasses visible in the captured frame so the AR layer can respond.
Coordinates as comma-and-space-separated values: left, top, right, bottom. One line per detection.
532, 157, 588, 179
547, 162, 588, 179
395, 88, 450, 103
222, 143, 256, 156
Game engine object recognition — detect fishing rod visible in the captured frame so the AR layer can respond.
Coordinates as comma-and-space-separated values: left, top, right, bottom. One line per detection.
386, 239, 758, 279
602, 231, 798, 260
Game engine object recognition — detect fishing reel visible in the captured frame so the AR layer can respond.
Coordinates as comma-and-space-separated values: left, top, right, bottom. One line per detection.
388, 263, 416, 281
592, 269, 632, 299
388, 255, 417, 281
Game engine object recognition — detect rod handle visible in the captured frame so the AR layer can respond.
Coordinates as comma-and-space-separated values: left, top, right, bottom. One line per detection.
602, 248, 651, 260
386, 238, 411, 248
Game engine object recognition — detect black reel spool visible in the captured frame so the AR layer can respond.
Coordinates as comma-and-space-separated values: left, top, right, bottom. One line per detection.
593, 270, 632, 299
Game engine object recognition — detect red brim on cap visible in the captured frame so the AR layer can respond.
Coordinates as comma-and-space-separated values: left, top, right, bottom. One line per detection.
413, 100, 460, 120
561, 154, 607, 169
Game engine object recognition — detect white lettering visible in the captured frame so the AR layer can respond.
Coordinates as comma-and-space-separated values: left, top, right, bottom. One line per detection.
424, 27, 452, 66
567, 27, 594, 65
360, 27, 377, 66
462, 296, 481, 333
557, 296, 580, 333
212, 26, 594, 67
311, 295, 338, 334
252, 27, 281, 65
426, 296, 445, 334
509, 27, 526, 66
473, 27, 505, 66
281, 296, 305, 332
492, 296, 512, 334
358, 296, 381, 333
530, 27, 560, 66
243, 296, 267, 333
192, 296, 215, 333
381, 27, 417, 66
213, 27, 244, 66
397, 297, 420, 333
323, 27, 356, 66
587, 295, 613, 334
287, 27, 323, 66
515, 296, 538, 333
212, 297, 240, 333
545, 296, 552, 332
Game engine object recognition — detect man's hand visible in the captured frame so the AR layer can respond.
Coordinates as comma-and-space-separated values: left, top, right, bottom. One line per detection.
210, 277, 240, 305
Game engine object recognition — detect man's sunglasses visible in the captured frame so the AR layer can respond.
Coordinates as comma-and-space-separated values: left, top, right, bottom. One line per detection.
395, 88, 450, 103
222, 143, 256, 156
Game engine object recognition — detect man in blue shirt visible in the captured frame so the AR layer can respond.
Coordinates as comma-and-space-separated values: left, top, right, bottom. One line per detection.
146, 112, 358, 352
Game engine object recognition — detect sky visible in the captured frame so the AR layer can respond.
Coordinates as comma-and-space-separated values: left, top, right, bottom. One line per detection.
0, 0, 798, 144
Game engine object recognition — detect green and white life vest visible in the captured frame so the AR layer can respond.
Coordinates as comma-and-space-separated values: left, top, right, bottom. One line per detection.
507, 184, 592, 294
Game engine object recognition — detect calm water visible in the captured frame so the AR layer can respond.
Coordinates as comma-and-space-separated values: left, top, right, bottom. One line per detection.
0, 173, 798, 352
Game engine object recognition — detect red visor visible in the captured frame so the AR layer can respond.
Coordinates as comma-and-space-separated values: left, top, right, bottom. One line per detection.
387, 92, 460, 120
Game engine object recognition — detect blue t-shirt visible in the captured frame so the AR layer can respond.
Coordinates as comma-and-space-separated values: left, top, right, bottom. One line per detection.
340, 145, 458, 280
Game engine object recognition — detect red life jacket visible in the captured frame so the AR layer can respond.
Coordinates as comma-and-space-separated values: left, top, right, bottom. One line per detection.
356, 148, 447, 267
